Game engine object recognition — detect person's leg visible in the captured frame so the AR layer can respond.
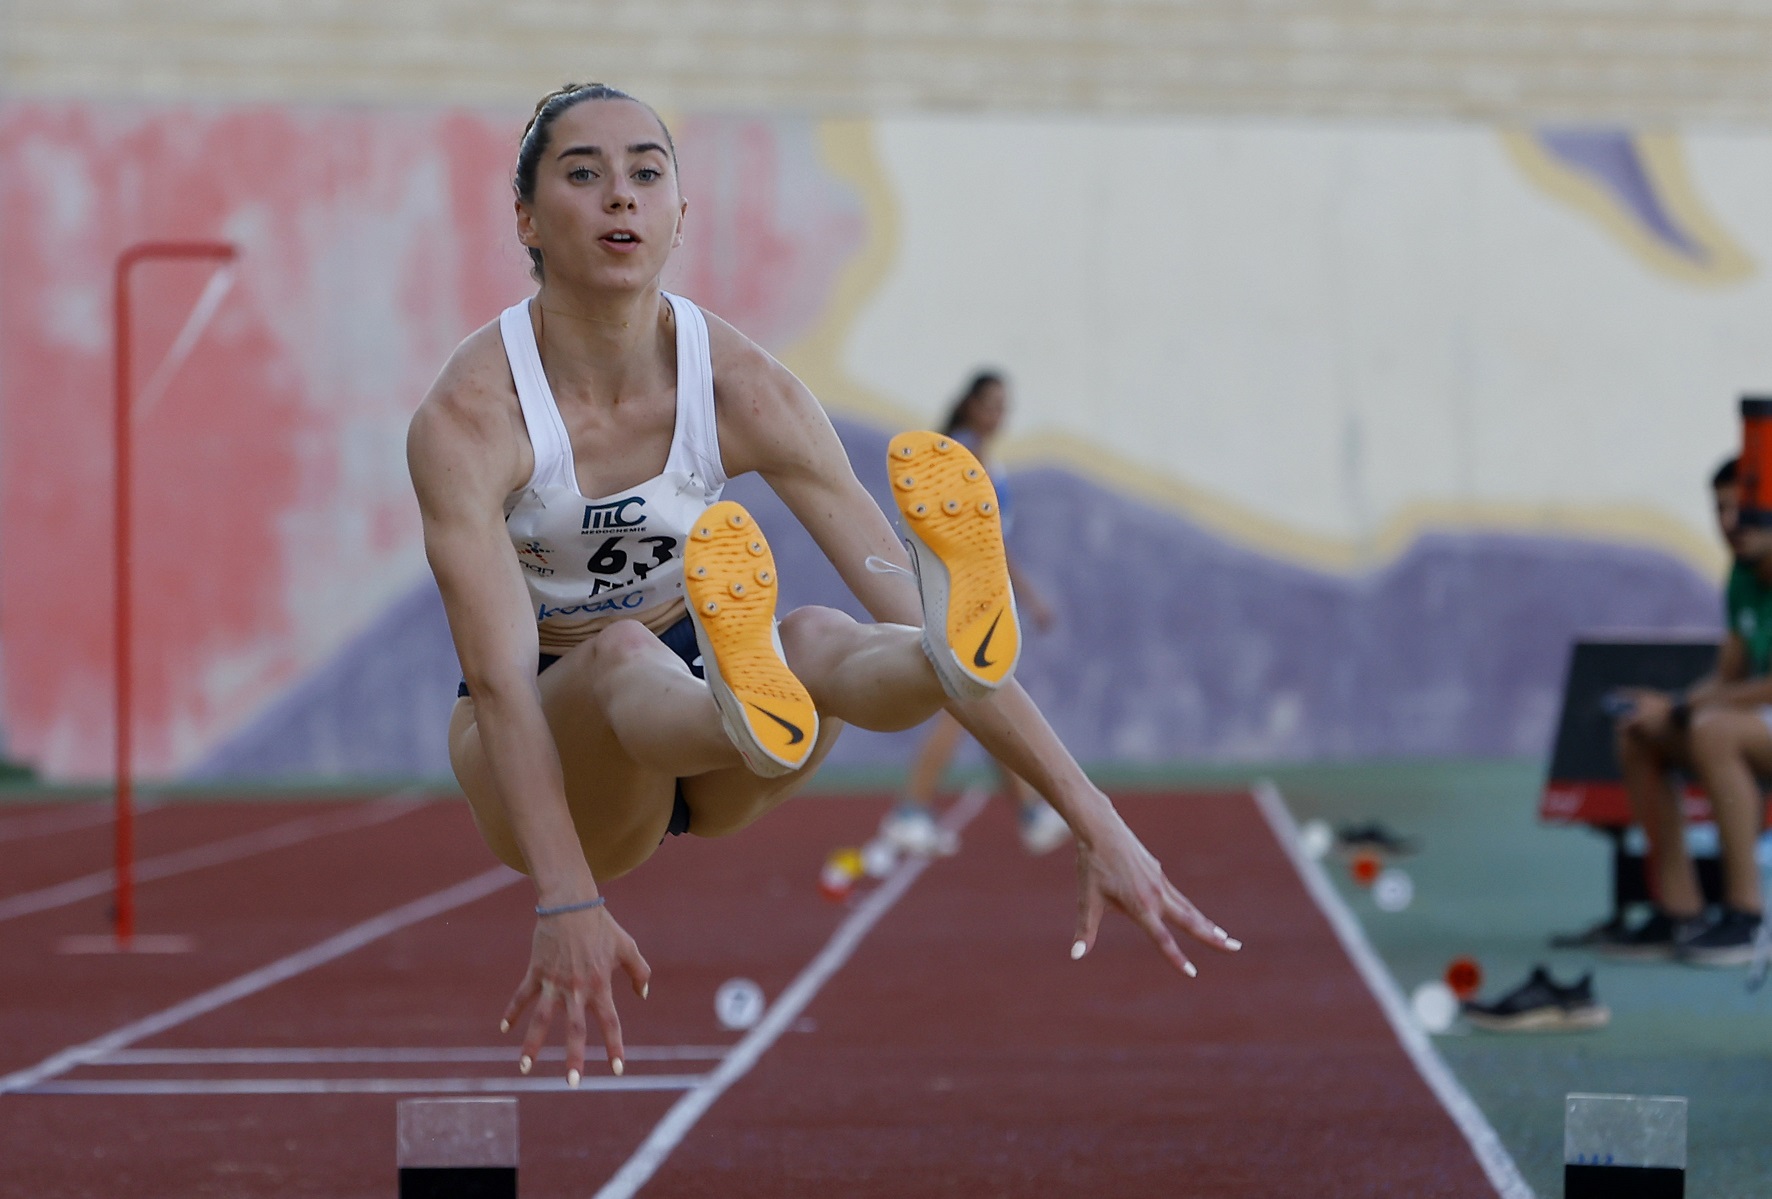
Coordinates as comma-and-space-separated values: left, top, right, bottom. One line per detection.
449, 621, 738, 882
773, 605, 949, 730
1684, 710, 1771, 915
1617, 723, 1704, 917
448, 500, 992, 879
451, 616, 852, 876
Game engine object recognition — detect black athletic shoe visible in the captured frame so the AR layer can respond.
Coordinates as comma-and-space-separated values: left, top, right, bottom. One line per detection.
1675, 907, 1764, 968
1462, 966, 1610, 1032
1334, 821, 1420, 856
1594, 908, 1698, 961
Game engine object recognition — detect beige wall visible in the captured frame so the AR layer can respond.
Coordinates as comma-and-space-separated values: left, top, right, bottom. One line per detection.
5, 1, 1772, 125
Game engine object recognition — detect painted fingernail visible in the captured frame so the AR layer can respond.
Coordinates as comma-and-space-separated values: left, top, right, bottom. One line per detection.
642, 982, 649, 1000
612, 1058, 624, 1076
1212, 926, 1227, 939
499, 1019, 510, 1034
518, 1055, 532, 1075
1224, 937, 1243, 951
1070, 940, 1087, 960
567, 1069, 581, 1088
1184, 961, 1198, 978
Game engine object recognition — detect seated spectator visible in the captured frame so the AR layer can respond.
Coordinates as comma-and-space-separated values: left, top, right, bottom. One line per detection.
1610, 457, 1766, 965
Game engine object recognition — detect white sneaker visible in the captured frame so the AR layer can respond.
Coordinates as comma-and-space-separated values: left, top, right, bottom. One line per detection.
1018, 799, 1071, 856
879, 803, 959, 857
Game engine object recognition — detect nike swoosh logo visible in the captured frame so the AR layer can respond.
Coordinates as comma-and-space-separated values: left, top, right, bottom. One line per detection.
973, 610, 1004, 670
749, 703, 806, 746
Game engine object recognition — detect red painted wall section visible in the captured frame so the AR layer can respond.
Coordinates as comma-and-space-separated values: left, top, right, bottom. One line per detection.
666, 116, 865, 349
0, 103, 865, 780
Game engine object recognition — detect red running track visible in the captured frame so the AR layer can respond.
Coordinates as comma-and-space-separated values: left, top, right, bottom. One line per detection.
0, 790, 1501, 1198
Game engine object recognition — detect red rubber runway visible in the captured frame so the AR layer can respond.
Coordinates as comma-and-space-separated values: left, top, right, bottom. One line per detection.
0, 789, 1501, 1197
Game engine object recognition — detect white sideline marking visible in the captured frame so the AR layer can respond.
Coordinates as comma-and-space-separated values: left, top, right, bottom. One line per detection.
57, 933, 197, 955
1252, 780, 1536, 1199
26, 1075, 702, 1096
0, 802, 154, 846
93, 1045, 731, 1066
0, 793, 428, 924
0, 865, 521, 1096
594, 786, 991, 1199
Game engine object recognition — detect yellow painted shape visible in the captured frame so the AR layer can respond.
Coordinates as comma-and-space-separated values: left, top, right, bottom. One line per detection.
777, 119, 920, 428
779, 117, 1725, 587
1502, 128, 1755, 287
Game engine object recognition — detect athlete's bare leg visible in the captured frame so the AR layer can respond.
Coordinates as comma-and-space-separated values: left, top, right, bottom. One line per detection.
451, 605, 951, 879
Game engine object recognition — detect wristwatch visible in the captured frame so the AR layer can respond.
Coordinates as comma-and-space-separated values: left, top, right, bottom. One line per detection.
1669, 696, 1693, 731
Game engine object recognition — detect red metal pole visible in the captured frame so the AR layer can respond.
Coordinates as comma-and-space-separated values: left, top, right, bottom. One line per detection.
113, 241, 236, 947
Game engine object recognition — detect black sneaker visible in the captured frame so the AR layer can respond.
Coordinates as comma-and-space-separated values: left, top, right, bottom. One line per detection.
1594, 908, 1699, 961
1334, 822, 1420, 856
1463, 966, 1610, 1032
1675, 907, 1764, 968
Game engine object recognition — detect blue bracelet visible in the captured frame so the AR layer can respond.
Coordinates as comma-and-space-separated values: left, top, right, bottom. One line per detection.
534, 896, 607, 918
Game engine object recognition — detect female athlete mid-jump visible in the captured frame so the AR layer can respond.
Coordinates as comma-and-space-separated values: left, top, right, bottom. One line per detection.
406, 83, 1240, 1086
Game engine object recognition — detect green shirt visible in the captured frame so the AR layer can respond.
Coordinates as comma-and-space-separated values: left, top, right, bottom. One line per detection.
1726, 562, 1772, 677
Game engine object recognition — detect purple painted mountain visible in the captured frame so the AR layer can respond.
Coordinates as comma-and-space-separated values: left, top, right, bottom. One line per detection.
191, 417, 1719, 780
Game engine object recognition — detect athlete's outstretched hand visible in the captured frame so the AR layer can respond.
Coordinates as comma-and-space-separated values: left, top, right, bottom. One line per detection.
1070, 816, 1241, 976
500, 905, 651, 1083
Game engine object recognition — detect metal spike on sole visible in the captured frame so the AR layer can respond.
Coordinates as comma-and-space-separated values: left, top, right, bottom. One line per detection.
885, 432, 1020, 701
684, 501, 818, 777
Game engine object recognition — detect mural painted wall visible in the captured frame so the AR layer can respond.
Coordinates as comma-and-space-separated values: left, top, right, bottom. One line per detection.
0, 101, 1757, 781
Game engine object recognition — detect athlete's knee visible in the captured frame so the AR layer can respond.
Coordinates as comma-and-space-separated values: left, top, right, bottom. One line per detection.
591, 618, 661, 663
778, 605, 856, 660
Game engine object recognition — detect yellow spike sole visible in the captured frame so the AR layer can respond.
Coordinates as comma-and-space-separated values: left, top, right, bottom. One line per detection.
886, 431, 1020, 696
683, 501, 818, 776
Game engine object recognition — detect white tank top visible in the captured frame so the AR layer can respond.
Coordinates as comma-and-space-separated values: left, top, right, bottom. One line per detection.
499, 293, 727, 653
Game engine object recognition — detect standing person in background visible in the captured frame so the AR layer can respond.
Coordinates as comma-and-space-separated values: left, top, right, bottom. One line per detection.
878, 371, 1069, 857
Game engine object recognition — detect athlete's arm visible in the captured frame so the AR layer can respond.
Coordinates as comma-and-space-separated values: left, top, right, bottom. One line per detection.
711, 323, 924, 626
409, 349, 592, 903
714, 326, 1238, 974
408, 337, 646, 1079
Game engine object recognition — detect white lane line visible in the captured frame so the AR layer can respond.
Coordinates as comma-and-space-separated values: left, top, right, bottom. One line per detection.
1252, 780, 1535, 1199
594, 785, 991, 1199
0, 865, 521, 1096
0, 802, 154, 846
92, 1045, 731, 1066
24, 1075, 703, 1096
0, 793, 429, 924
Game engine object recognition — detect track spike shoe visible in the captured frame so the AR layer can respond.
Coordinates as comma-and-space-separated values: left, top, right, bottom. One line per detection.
684, 501, 818, 777
886, 431, 1020, 701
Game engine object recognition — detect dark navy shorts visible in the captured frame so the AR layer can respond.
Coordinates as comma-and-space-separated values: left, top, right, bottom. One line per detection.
457, 615, 701, 839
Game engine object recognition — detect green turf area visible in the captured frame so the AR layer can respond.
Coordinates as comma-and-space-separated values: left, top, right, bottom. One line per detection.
1268, 759, 1772, 1199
